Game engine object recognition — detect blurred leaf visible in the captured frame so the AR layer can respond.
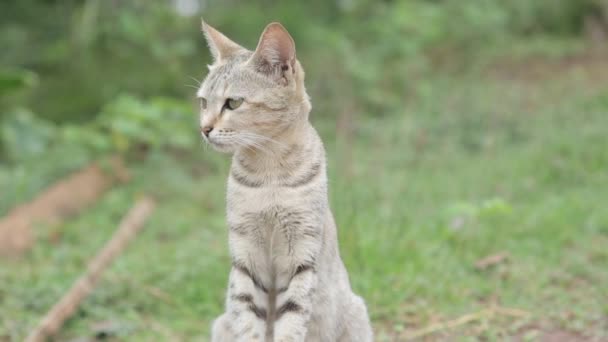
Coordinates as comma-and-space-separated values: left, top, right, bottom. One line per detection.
0, 69, 38, 96
93, 95, 196, 152
1, 109, 56, 161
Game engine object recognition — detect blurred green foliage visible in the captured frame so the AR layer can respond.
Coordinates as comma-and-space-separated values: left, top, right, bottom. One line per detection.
1, 0, 606, 211
65, 96, 196, 153
1, 0, 606, 212
2, 1, 608, 339
1, 0, 607, 161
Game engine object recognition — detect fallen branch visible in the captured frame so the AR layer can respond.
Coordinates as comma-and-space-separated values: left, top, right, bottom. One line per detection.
24, 197, 155, 342
401, 306, 531, 341
0, 156, 130, 256
474, 252, 510, 270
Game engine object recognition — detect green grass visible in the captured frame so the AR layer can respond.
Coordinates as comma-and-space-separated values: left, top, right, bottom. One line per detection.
2, 52, 608, 341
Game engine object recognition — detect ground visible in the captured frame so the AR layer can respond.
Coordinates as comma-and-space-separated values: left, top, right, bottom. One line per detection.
1, 42, 608, 341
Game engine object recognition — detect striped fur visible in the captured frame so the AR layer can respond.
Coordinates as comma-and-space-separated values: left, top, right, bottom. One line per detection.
200, 21, 373, 342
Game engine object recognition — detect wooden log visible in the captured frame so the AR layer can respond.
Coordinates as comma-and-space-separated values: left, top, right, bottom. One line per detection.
0, 157, 129, 256
24, 197, 155, 342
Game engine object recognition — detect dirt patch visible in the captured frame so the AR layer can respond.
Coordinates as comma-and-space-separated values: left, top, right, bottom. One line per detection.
538, 330, 591, 342
475, 251, 510, 271
515, 326, 603, 342
377, 310, 607, 341
377, 326, 600, 341
0, 157, 129, 256
487, 50, 608, 86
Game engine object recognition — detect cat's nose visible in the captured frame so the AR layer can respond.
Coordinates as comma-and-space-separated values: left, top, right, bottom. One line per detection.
201, 126, 213, 137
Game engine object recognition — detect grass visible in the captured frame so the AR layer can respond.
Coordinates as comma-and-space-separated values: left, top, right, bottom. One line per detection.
1, 46, 608, 341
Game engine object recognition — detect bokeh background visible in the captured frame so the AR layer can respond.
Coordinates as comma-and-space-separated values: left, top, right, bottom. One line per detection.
1, 0, 608, 340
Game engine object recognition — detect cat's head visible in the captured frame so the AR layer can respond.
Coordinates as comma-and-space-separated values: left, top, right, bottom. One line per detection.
197, 21, 310, 153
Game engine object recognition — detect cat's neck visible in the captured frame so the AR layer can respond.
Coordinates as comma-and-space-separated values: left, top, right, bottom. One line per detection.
233, 119, 315, 175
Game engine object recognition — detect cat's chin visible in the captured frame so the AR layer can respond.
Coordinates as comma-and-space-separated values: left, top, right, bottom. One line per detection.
209, 142, 236, 154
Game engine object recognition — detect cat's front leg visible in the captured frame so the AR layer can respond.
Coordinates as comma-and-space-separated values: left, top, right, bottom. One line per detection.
226, 262, 269, 341
272, 260, 318, 341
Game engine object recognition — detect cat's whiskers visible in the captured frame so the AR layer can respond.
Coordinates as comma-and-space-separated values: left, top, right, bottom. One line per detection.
199, 137, 209, 151
234, 135, 267, 155
236, 134, 273, 155
239, 136, 278, 156
239, 132, 288, 156
241, 132, 287, 148
188, 76, 202, 86
246, 137, 276, 156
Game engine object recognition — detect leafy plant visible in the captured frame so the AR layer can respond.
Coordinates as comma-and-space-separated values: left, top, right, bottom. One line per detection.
1, 109, 55, 162
61, 95, 197, 155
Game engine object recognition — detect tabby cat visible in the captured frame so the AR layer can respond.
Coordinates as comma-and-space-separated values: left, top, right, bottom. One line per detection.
197, 21, 373, 342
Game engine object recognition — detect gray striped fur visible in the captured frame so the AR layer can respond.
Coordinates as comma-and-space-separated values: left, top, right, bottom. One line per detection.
200, 21, 372, 342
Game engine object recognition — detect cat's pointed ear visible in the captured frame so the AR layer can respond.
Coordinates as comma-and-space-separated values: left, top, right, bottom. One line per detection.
202, 20, 244, 62
247, 22, 296, 82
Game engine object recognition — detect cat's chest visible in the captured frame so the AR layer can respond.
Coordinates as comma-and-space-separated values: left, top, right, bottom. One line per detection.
227, 178, 314, 213
226, 185, 322, 248
228, 186, 308, 227
226, 180, 325, 284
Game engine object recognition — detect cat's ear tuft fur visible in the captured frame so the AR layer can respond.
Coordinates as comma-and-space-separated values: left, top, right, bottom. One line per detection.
202, 20, 244, 62
248, 22, 296, 83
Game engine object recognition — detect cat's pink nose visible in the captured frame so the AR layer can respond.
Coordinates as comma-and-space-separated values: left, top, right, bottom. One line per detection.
201, 126, 213, 137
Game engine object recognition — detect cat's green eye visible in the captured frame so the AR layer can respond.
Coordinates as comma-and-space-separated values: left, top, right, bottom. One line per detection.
200, 98, 207, 110
226, 98, 244, 110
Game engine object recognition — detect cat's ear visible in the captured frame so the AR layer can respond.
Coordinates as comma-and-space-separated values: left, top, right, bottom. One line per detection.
247, 22, 296, 83
202, 20, 244, 62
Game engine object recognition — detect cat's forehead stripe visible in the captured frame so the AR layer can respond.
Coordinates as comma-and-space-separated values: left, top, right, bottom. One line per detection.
200, 62, 237, 98
199, 51, 256, 98
205, 68, 224, 95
